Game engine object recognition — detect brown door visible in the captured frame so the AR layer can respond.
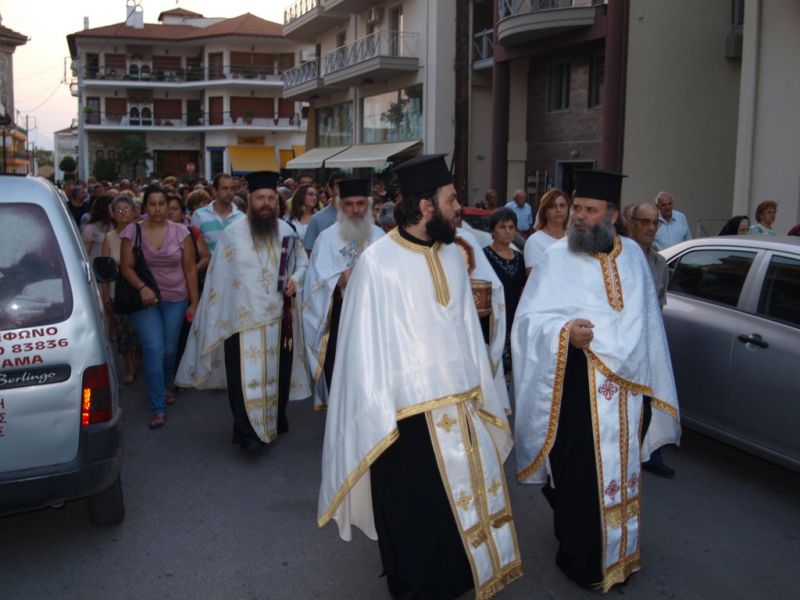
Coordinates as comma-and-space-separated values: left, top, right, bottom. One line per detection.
208, 52, 223, 80
209, 97, 224, 125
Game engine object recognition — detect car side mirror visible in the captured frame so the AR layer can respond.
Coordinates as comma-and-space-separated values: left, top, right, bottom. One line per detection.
93, 256, 119, 283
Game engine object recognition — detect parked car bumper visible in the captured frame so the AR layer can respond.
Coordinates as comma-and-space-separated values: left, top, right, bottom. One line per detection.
0, 410, 122, 517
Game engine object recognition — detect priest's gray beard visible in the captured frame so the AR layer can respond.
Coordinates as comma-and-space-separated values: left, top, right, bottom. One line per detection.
337, 209, 373, 244
248, 205, 278, 242
567, 212, 616, 254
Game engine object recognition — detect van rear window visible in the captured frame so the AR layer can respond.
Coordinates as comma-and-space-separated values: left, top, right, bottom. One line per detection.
0, 203, 73, 330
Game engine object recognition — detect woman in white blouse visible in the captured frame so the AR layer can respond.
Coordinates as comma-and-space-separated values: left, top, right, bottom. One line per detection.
523, 188, 571, 276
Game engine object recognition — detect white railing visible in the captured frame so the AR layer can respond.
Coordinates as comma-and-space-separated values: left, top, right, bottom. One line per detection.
322, 31, 419, 76
284, 0, 319, 25
84, 111, 305, 129
472, 29, 494, 64
499, 0, 602, 19
283, 59, 320, 89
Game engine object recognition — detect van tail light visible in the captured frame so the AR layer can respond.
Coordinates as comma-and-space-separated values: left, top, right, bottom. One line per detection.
81, 364, 113, 426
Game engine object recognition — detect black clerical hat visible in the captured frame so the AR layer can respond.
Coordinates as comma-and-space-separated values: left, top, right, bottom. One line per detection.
393, 154, 452, 197
338, 178, 371, 199
244, 171, 279, 192
572, 170, 626, 206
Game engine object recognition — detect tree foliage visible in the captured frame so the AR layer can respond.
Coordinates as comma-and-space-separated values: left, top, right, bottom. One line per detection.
116, 134, 151, 178
34, 149, 54, 166
93, 157, 119, 181
59, 155, 77, 179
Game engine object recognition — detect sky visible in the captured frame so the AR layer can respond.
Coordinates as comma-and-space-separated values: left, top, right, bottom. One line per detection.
3, 0, 286, 150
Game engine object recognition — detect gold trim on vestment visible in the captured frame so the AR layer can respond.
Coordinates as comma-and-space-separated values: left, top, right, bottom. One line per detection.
395, 386, 482, 421
477, 408, 511, 434
312, 298, 335, 385
602, 554, 642, 592
318, 387, 484, 528
389, 228, 451, 307
588, 366, 610, 582
617, 387, 630, 564
516, 321, 572, 481
650, 397, 678, 418
591, 236, 624, 312
317, 428, 400, 528
605, 497, 640, 528
426, 405, 523, 600
584, 349, 653, 397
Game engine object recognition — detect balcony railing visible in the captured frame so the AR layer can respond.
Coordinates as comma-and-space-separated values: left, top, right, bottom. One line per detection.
284, 0, 320, 25
322, 31, 419, 77
283, 59, 320, 89
80, 64, 288, 83
499, 0, 602, 18
84, 111, 306, 129
472, 29, 494, 64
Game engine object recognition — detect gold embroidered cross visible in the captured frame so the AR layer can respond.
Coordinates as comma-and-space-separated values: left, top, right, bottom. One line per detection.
488, 480, 501, 497
207, 289, 219, 305
247, 379, 260, 391
211, 359, 222, 370
237, 307, 252, 323
436, 414, 456, 433
244, 346, 263, 363
232, 279, 242, 290
223, 245, 236, 261
456, 491, 473, 511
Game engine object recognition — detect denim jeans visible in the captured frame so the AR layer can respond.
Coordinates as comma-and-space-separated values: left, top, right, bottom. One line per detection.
129, 299, 188, 414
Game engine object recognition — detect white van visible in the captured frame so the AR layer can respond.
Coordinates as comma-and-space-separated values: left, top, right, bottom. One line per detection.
0, 175, 124, 525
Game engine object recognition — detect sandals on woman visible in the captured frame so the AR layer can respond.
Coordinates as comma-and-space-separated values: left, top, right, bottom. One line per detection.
165, 390, 177, 405
121, 372, 136, 385
148, 413, 166, 429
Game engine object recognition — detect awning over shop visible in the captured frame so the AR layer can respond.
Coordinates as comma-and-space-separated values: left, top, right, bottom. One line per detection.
286, 145, 349, 169
322, 140, 422, 170
229, 146, 278, 175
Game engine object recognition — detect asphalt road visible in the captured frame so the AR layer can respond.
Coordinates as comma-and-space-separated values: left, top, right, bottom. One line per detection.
2, 379, 799, 600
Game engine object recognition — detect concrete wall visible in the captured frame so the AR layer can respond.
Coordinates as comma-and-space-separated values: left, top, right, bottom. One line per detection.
622, 0, 740, 236
468, 75, 492, 203
733, 0, 800, 234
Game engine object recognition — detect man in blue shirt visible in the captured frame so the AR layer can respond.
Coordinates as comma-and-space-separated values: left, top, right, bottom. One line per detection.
191, 173, 244, 253
653, 191, 691, 250
504, 188, 533, 235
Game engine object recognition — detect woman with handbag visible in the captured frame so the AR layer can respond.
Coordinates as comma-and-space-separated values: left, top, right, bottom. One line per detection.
101, 194, 140, 385
119, 185, 199, 429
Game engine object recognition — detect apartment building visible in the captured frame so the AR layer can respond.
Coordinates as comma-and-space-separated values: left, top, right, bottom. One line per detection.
66, 4, 311, 181
281, 0, 456, 174
0, 15, 30, 175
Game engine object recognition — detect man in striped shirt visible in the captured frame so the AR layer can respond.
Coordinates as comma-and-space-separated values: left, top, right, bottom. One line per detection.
191, 173, 245, 253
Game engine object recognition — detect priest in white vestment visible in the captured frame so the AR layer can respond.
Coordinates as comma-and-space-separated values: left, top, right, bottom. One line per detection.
302, 178, 385, 410
318, 155, 522, 600
176, 171, 310, 451
454, 213, 512, 414
511, 170, 680, 592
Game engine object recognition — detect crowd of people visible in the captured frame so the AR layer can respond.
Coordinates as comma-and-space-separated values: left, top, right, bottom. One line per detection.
61, 162, 793, 599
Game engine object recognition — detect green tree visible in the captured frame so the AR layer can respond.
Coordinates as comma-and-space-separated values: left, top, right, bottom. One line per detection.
93, 156, 119, 181
59, 155, 77, 181
34, 149, 54, 166
116, 134, 151, 178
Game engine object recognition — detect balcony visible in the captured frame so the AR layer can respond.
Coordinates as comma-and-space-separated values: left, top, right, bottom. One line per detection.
79, 64, 285, 91
283, 0, 348, 43
472, 29, 494, 70
497, 0, 602, 47
321, 32, 420, 87
83, 110, 307, 132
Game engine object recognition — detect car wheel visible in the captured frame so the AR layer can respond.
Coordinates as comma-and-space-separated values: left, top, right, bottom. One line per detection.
87, 475, 125, 526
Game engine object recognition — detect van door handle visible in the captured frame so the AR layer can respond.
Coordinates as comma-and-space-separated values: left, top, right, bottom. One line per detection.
737, 334, 768, 348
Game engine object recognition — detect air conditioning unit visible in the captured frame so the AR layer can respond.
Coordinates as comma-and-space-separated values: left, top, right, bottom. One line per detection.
367, 6, 384, 25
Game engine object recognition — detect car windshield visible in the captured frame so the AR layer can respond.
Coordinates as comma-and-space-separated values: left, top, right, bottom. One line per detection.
0, 203, 73, 330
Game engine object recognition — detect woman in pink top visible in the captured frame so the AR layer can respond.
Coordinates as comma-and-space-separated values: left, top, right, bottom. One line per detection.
120, 185, 199, 429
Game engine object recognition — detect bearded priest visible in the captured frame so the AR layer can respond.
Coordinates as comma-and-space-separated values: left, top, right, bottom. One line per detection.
176, 171, 310, 451
511, 170, 680, 591
302, 178, 385, 410
318, 155, 522, 600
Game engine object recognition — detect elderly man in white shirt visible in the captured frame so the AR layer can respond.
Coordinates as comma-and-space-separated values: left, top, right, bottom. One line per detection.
653, 191, 691, 250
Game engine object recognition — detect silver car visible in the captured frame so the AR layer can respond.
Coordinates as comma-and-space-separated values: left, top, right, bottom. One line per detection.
661, 236, 800, 471
0, 175, 124, 524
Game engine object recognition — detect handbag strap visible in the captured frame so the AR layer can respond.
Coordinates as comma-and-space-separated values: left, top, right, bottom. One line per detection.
134, 223, 143, 251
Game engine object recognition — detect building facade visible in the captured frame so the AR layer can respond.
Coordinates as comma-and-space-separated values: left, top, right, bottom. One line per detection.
0, 14, 30, 175
67, 4, 311, 182
282, 0, 456, 173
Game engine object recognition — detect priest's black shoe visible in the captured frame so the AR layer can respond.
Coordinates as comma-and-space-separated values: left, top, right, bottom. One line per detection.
643, 461, 675, 478
239, 438, 265, 452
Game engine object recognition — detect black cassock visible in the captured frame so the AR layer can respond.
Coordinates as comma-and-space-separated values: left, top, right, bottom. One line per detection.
542, 344, 604, 587
224, 331, 292, 447
370, 413, 474, 599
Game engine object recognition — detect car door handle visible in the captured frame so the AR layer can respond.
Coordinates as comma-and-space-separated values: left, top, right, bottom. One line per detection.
737, 334, 768, 349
